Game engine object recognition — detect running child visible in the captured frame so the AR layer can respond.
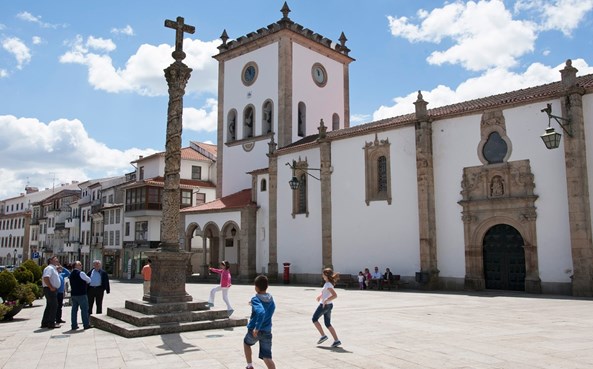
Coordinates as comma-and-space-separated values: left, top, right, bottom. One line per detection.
244, 275, 276, 369
312, 267, 341, 347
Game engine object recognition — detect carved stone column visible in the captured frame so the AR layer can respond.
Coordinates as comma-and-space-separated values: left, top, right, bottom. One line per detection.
560, 60, 593, 297
414, 92, 439, 288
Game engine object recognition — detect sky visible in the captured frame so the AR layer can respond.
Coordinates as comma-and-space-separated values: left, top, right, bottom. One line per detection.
1, 0, 593, 199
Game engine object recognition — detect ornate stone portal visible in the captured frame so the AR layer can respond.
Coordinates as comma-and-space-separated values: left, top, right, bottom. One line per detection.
459, 110, 541, 293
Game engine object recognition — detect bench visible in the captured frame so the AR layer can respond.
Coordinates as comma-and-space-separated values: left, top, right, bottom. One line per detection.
370, 275, 408, 290
335, 274, 358, 289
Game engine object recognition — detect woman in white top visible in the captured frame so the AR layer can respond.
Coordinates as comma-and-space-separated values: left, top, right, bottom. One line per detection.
312, 268, 341, 347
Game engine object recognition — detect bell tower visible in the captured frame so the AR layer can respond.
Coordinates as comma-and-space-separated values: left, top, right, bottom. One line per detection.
213, 2, 354, 198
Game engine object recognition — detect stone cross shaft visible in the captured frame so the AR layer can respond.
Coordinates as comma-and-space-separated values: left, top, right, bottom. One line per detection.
164, 16, 195, 61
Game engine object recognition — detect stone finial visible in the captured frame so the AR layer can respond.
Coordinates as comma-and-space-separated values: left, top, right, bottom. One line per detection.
268, 136, 277, 155
220, 29, 229, 45
339, 32, 347, 46
560, 59, 578, 89
318, 119, 327, 139
337, 32, 350, 55
281, 2, 291, 20
414, 90, 429, 119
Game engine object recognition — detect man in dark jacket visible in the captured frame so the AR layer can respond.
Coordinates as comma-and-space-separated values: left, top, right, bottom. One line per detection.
87, 260, 110, 314
70, 261, 92, 330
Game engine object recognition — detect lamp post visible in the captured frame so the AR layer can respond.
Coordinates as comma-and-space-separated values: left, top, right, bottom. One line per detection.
13, 249, 17, 267
540, 103, 572, 149
286, 160, 321, 190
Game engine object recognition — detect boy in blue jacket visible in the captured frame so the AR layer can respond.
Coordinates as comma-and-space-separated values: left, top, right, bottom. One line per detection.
244, 275, 276, 369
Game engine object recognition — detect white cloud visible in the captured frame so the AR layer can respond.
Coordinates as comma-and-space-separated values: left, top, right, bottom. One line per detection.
0, 115, 157, 198
0, 69, 7, 78
87, 36, 116, 52
183, 98, 218, 132
387, 0, 537, 71
111, 25, 134, 36
60, 36, 219, 96
0, 23, 5, 30
1, 37, 31, 69
16, 11, 64, 29
32, 36, 42, 45
372, 59, 593, 120
351, 113, 372, 125
515, 0, 593, 36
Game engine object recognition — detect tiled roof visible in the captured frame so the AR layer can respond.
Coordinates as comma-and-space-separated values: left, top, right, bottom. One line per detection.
123, 177, 215, 190
280, 73, 593, 152
132, 146, 215, 164
181, 189, 254, 213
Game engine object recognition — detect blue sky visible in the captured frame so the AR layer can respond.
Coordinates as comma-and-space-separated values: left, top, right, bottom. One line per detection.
1, 0, 592, 198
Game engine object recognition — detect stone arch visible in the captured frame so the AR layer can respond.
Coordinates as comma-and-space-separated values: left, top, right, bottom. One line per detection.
220, 221, 240, 275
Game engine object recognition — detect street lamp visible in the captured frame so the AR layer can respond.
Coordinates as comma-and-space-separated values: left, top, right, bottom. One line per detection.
286, 160, 321, 190
13, 249, 17, 267
540, 103, 572, 149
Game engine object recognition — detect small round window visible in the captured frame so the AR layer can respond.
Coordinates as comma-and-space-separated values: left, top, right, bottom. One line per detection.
482, 132, 508, 164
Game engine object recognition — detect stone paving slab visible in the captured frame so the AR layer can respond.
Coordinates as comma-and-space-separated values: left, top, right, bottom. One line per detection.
1, 280, 593, 368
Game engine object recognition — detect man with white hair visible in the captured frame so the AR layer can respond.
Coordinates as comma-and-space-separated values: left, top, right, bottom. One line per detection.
87, 260, 110, 314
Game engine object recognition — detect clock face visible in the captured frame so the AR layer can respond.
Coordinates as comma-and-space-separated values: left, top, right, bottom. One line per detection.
242, 62, 258, 86
312, 63, 327, 87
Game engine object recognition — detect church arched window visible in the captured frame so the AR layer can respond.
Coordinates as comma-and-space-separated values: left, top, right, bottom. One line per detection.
332, 113, 340, 131
364, 134, 392, 205
262, 100, 273, 134
298, 102, 306, 137
227, 109, 237, 142
260, 179, 267, 192
243, 105, 254, 139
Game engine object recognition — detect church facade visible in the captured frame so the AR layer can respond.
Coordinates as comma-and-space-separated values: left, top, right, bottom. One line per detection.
182, 4, 593, 296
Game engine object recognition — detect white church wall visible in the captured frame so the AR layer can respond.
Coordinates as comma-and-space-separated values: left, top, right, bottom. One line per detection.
432, 114, 481, 280
222, 143, 270, 196
503, 102, 572, 284
276, 148, 323, 276
292, 43, 344, 135
255, 173, 270, 274
331, 127, 421, 278
584, 93, 593, 256
222, 43, 279, 197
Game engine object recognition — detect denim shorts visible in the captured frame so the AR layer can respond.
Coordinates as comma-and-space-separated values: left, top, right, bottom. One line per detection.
312, 303, 333, 327
244, 329, 273, 359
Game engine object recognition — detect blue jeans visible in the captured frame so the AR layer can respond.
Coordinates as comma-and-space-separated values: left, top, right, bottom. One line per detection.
244, 330, 273, 359
312, 303, 333, 327
71, 294, 90, 329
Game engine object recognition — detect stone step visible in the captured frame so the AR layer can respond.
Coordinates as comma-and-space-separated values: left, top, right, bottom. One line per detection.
90, 313, 248, 338
108, 306, 232, 326
124, 299, 208, 314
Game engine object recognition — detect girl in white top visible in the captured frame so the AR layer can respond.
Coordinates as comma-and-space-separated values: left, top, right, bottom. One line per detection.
311, 268, 341, 347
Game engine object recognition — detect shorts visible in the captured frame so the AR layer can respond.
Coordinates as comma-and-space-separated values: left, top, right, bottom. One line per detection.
243, 329, 273, 359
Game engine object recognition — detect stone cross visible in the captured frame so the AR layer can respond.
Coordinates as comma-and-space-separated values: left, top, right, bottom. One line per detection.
164, 16, 195, 61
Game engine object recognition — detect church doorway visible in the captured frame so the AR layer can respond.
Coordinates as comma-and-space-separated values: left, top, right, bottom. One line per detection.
483, 224, 526, 291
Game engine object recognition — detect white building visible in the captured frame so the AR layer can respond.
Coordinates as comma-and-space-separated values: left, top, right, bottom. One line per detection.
182, 4, 593, 296
123, 143, 217, 278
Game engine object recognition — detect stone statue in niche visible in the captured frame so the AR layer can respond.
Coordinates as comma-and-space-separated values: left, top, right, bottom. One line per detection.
490, 176, 504, 197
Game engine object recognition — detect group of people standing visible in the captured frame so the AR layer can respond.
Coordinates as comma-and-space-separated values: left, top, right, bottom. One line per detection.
41, 256, 110, 330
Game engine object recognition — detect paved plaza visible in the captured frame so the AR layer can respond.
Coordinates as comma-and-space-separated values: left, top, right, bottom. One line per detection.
1, 279, 593, 369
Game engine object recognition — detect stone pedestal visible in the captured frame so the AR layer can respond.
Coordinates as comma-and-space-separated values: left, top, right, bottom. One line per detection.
144, 250, 192, 303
